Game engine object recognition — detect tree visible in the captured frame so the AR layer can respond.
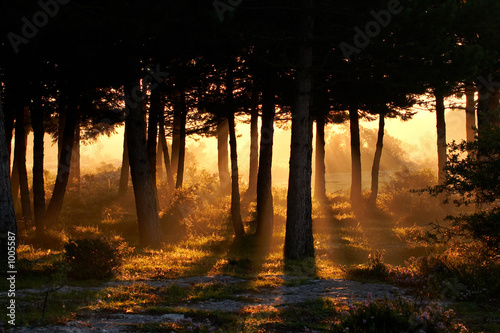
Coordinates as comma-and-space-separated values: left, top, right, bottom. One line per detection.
0, 91, 17, 262
284, 0, 315, 260
226, 66, 245, 238
124, 66, 162, 248
256, 78, 275, 238
30, 80, 46, 240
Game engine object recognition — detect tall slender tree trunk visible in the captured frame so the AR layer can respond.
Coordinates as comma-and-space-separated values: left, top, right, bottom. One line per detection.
147, 85, 160, 188
489, 86, 499, 126
119, 127, 130, 196
171, 99, 181, 178
314, 114, 327, 201
175, 90, 187, 189
30, 90, 46, 240
10, 147, 19, 203
46, 103, 79, 226
15, 106, 32, 221
284, 0, 315, 260
465, 84, 476, 142
159, 113, 175, 190
69, 121, 81, 192
156, 133, 163, 180
226, 70, 245, 238
217, 118, 231, 195
124, 69, 162, 248
246, 90, 259, 199
435, 92, 446, 184
477, 80, 491, 137
349, 105, 362, 207
256, 84, 274, 238
369, 113, 385, 206
0, 91, 17, 262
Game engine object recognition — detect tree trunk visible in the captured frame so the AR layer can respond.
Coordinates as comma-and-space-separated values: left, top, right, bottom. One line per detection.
156, 132, 163, 180
171, 99, 181, 178
30, 92, 46, 240
226, 69, 245, 238
349, 105, 362, 206
369, 113, 385, 206
465, 84, 476, 142
124, 70, 162, 248
147, 85, 160, 188
435, 92, 446, 184
69, 120, 81, 192
314, 114, 327, 201
14, 106, 32, 221
256, 84, 274, 238
246, 91, 259, 199
46, 104, 79, 226
0, 91, 18, 262
477, 81, 491, 137
159, 113, 175, 190
284, 0, 315, 260
175, 90, 187, 189
119, 127, 130, 196
10, 148, 19, 204
217, 118, 231, 195
489, 86, 499, 126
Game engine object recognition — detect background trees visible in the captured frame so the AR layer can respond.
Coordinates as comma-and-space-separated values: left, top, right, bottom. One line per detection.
0, 0, 498, 258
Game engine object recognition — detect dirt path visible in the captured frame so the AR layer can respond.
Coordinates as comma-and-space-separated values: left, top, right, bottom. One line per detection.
11, 275, 410, 332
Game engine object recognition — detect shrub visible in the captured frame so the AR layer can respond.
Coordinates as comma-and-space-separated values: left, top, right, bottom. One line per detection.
342, 251, 389, 281
378, 168, 447, 226
334, 298, 468, 333
64, 238, 122, 280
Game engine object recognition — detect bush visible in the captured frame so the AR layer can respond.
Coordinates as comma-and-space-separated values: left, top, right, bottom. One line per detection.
335, 298, 468, 333
342, 251, 389, 281
64, 238, 122, 280
378, 168, 447, 226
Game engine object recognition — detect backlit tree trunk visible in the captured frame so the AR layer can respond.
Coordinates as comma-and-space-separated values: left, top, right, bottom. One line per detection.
159, 113, 175, 190
119, 127, 130, 196
175, 90, 187, 189
69, 120, 81, 192
147, 85, 160, 188
0, 91, 17, 262
124, 70, 162, 248
217, 118, 231, 195
349, 105, 362, 206
226, 70, 245, 238
246, 91, 259, 199
256, 84, 274, 238
285, 0, 315, 260
30, 91, 46, 240
14, 106, 32, 221
465, 84, 476, 142
314, 114, 326, 201
46, 103, 79, 226
369, 113, 385, 206
435, 91, 446, 184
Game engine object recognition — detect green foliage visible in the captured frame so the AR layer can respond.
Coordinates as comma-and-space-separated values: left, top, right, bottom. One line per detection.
379, 168, 447, 226
64, 238, 122, 280
425, 127, 500, 258
342, 251, 388, 282
390, 253, 500, 302
335, 298, 468, 333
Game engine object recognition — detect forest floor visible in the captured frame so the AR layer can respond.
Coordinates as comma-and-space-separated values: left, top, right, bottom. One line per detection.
8, 275, 412, 332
